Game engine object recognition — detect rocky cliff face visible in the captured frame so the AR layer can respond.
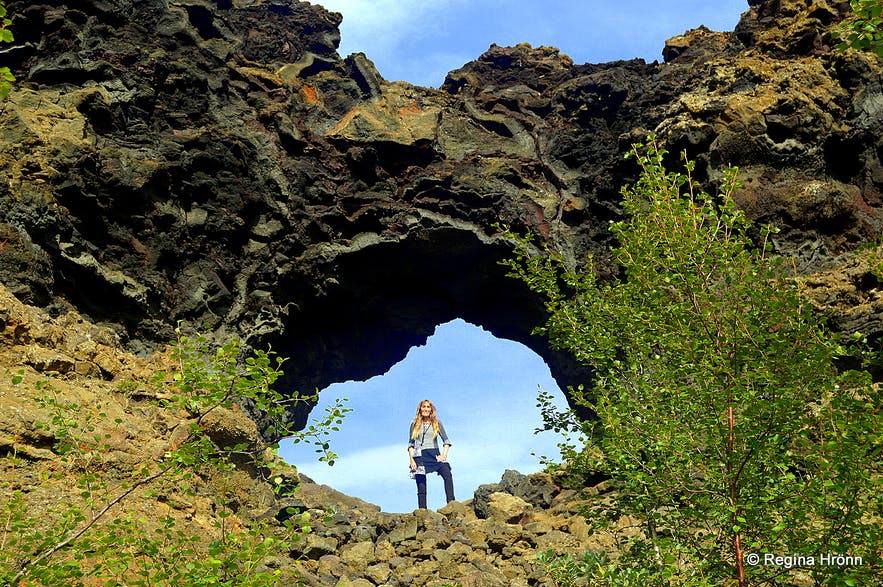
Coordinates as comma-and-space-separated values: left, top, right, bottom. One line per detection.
1, 1, 882, 422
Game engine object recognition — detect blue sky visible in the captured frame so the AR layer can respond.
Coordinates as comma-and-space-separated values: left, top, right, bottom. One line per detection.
316, 0, 748, 87
279, 1, 749, 512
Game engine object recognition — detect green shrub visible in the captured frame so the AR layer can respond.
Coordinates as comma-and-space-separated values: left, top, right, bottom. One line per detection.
537, 550, 660, 587
502, 139, 882, 586
836, 0, 883, 57
0, 1, 13, 99
1, 330, 348, 586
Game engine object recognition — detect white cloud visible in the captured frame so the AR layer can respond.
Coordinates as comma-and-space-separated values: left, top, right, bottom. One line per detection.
291, 443, 400, 489
314, 0, 476, 85
316, 0, 460, 55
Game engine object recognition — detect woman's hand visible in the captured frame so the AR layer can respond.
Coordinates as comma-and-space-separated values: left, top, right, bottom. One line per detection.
409, 458, 417, 471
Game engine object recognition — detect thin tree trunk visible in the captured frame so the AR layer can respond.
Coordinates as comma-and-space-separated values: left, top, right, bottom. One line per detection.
728, 405, 747, 587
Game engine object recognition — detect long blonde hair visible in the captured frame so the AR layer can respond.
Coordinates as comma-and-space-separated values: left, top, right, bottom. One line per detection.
410, 399, 440, 439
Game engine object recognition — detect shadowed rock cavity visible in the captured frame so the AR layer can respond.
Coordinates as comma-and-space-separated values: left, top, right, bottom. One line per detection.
270, 225, 594, 429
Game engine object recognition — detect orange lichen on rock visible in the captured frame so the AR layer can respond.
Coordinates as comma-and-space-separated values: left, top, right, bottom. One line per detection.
398, 100, 423, 116
301, 85, 318, 104
326, 106, 362, 136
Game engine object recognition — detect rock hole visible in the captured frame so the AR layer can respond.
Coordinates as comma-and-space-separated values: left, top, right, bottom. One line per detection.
279, 318, 570, 512
184, 5, 222, 40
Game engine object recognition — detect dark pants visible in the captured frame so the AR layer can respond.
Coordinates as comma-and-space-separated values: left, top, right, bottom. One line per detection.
414, 448, 454, 509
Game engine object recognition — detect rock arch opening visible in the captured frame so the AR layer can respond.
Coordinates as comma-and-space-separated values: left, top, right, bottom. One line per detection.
279, 318, 571, 512
268, 223, 594, 430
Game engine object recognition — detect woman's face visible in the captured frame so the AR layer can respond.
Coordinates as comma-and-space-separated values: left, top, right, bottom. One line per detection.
420, 402, 433, 418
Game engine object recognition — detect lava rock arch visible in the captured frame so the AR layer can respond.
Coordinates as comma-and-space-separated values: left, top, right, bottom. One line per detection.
264, 222, 594, 428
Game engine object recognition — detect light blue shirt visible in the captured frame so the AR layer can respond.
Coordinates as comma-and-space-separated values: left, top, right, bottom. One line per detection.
408, 421, 451, 455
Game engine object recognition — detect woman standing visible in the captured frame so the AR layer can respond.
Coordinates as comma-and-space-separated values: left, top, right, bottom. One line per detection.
407, 399, 455, 509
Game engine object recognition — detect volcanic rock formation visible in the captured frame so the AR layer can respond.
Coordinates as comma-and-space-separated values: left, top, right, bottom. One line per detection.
2, 1, 883, 585
0, 0, 881, 426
